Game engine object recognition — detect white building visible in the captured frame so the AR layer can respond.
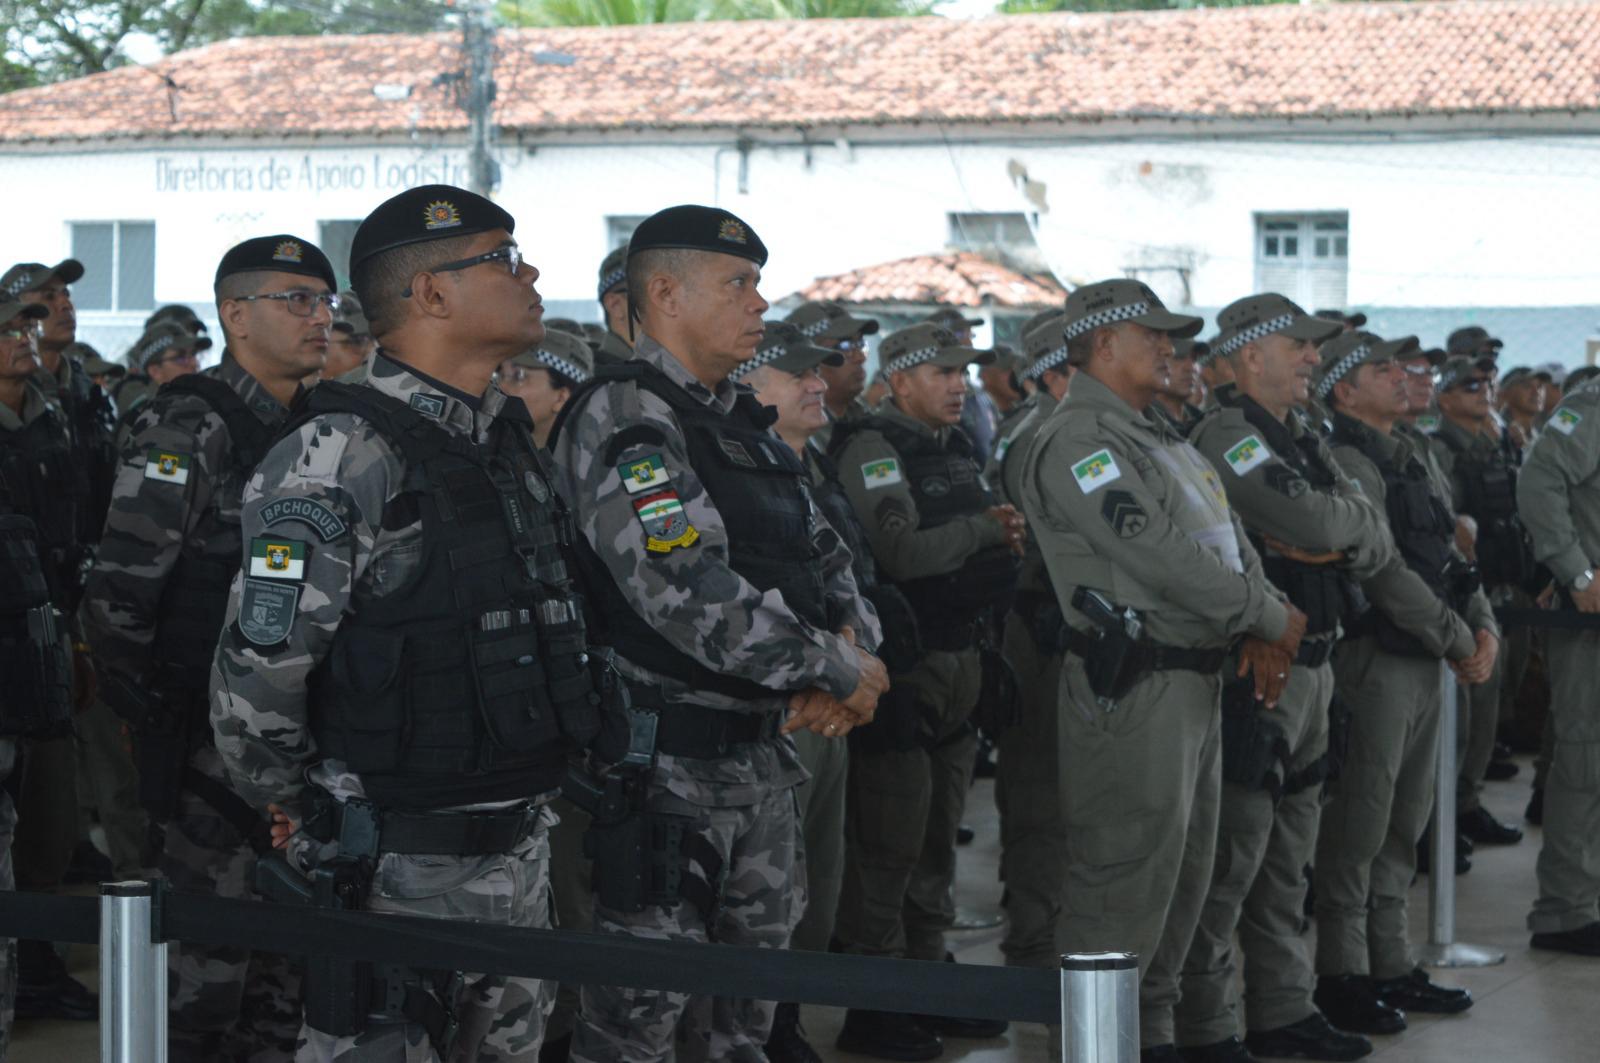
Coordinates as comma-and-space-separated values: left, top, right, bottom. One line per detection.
2, 1, 1598, 365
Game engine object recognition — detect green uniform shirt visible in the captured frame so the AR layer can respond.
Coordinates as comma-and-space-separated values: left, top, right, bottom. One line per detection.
1518, 380, 1600, 586
989, 391, 1056, 594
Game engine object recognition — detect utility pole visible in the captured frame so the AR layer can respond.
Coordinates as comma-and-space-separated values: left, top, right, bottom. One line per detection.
464, 0, 497, 196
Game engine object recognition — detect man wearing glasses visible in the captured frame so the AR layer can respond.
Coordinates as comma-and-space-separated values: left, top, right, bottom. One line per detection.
83, 234, 337, 1060
784, 299, 879, 451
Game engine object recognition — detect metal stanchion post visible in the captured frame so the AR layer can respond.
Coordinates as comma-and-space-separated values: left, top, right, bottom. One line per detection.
1417, 662, 1505, 969
1059, 952, 1137, 1063
101, 880, 168, 1063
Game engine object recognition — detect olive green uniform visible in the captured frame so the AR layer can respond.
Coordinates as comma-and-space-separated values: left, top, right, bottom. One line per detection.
1180, 392, 1392, 1044
1517, 383, 1600, 934
1018, 373, 1289, 1048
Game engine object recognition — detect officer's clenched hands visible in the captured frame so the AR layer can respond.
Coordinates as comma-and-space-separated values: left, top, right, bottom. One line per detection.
1271, 602, 1308, 660
1451, 629, 1499, 685
1237, 637, 1293, 708
1571, 580, 1600, 614
266, 802, 297, 850
985, 504, 1028, 556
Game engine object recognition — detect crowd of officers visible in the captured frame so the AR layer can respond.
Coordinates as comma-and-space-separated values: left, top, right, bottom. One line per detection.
1, 182, 1598, 1063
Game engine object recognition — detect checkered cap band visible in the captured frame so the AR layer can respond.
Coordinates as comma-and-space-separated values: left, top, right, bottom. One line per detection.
735, 341, 795, 379
2, 272, 32, 298
137, 332, 178, 365
796, 316, 830, 338
1027, 345, 1070, 381
1063, 301, 1150, 341
598, 267, 626, 296
883, 345, 940, 375
537, 349, 589, 384
1215, 313, 1297, 357
1315, 344, 1372, 399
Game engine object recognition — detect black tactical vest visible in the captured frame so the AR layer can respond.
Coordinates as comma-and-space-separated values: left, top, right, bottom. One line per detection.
148, 373, 276, 701
1334, 414, 1464, 655
1432, 426, 1535, 588
1230, 394, 1354, 637
830, 414, 1019, 650
64, 366, 119, 544
0, 507, 73, 736
296, 382, 596, 809
0, 400, 84, 608
553, 362, 828, 701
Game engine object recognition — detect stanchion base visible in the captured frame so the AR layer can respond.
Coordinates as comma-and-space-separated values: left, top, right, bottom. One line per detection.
1417, 942, 1506, 969
952, 905, 1005, 930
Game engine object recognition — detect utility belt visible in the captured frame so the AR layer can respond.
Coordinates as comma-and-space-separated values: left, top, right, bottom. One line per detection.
1218, 678, 1328, 800
1064, 587, 1228, 709
651, 701, 784, 759
1296, 636, 1336, 669
302, 793, 547, 857
1012, 590, 1070, 657
1348, 560, 1478, 658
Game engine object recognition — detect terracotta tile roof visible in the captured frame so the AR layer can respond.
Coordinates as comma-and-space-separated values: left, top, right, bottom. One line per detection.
795, 252, 1066, 309
3, 2, 1599, 144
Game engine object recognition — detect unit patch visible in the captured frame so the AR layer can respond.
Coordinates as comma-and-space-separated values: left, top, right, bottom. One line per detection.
144, 448, 192, 485
1071, 449, 1122, 494
259, 497, 347, 542
619, 453, 673, 495
1551, 408, 1583, 436
1262, 464, 1309, 500
249, 537, 308, 581
238, 578, 300, 647
1101, 489, 1148, 539
861, 458, 903, 489
633, 491, 699, 553
409, 393, 446, 418
1223, 435, 1272, 477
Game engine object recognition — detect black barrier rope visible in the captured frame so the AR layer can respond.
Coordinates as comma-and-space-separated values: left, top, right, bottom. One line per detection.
0, 889, 1059, 1024
1493, 607, 1600, 631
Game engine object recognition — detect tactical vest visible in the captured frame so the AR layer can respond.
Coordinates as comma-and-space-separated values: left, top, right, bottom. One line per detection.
553, 362, 829, 701
1230, 396, 1354, 637
61, 366, 118, 544
1432, 427, 1535, 588
1334, 415, 1464, 655
297, 382, 596, 809
0, 509, 73, 736
831, 415, 1019, 650
0, 401, 84, 607
148, 373, 276, 702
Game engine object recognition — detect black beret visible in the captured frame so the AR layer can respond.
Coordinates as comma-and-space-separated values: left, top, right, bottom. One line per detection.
350, 184, 514, 274
215, 236, 336, 292
627, 204, 767, 266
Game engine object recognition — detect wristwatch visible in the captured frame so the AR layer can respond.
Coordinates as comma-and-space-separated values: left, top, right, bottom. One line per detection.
1574, 569, 1595, 593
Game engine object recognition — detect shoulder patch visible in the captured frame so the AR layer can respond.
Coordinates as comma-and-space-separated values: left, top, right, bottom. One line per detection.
617, 452, 672, 495
861, 457, 903, 489
238, 578, 300, 647
1262, 464, 1309, 500
248, 537, 308, 581
143, 448, 191, 485
875, 496, 912, 534
1071, 449, 1122, 494
1101, 489, 1148, 539
632, 491, 699, 553
1550, 407, 1582, 436
1222, 435, 1272, 477
259, 497, 348, 543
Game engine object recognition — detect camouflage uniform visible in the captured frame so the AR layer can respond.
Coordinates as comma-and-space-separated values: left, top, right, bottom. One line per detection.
0, 735, 15, 1057
82, 352, 302, 1061
549, 334, 871, 1063
211, 353, 564, 1063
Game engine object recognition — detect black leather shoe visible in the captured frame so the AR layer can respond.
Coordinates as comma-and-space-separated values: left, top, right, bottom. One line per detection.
916, 1013, 1007, 1039
1142, 1046, 1183, 1062
1373, 968, 1472, 1014
1415, 837, 1471, 876
1247, 1012, 1372, 1061
1530, 921, 1600, 957
1178, 1035, 1260, 1062
1484, 758, 1520, 782
1526, 786, 1544, 826
1459, 806, 1523, 845
768, 1002, 822, 1063
837, 1009, 943, 1061
1312, 975, 1405, 1036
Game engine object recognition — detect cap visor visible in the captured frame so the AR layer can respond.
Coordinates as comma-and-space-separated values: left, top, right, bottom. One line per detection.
1133, 308, 1204, 339
52, 259, 85, 285
768, 348, 847, 376
818, 316, 879, 342
1284, 316, 1345, 344
194, 336, 215, 351
930, 346, 994, 368
1375, 335, 1421, 360
1344, 312, 1368, 328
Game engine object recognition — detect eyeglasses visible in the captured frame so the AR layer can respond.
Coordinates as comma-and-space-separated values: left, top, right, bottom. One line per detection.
828, 335, 867, 353
1456, 378, 1490, 394
0, 321, 41, 340
1400, 363, 1437, 378
403, 245, 522, 297
234, 290, 341, 317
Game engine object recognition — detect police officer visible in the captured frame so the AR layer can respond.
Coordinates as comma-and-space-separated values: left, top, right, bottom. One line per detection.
548, 204, 886, 1063
1149, 336, 1206, 437
1181, 295, 1388, 1063
211, 186, 601, 1062
784, 299, 879, 451
323, 290, 375, 381
593, 245, 633, 366
1516, 372, 1600, 956
1017, 279, 1305, 1059
1311, 331, 1498, 1034
828, 321, 1023, 1059
0, 295, 78, 1051
988, 318, 1073, 983
498, 327, 594, 446
1429, 356, 1531, 847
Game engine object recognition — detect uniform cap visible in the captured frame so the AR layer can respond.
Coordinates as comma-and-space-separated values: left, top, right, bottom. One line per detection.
1436, 354, 1497, 392
734, 321, 845, 381
1061, 279, 1203, 352
989, 342, 1029, 378
508, 327, 595, 385
127, 321, 212, 370
597, 245, 628, 299
349, 184, 515, 274
68, 341, 123, 379
1213, 293, 1342, 358
1447, 325, 1503, 356
1419, 346, 1449, 367
627, 204, 767, 266
1314, 308, 1368, 329
1374, 334, 1423, 362
331, 290, 370, 336
144, 304, 207, 335
784, 300, 880, 342
1497, 365, 1551, 389
1022, 316, 1069, 380
0, 299, 48, 325
543, 317, 584, 336
1172, 337, 1211, 362
1020, 308, 1065, 339
1564, 365, 1600, 392
215, 235, 336, 292
878, 322, 994, 375
1314, 329, 1391, 399
1, 259, 85, 299
921, 306, 982, 332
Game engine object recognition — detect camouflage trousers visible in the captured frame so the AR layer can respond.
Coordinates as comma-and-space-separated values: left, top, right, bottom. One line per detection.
163, 743, 301, 1063
0, 738, 17, 1062
572, 780, 801, 1063
297, 805, 558, 1063
545, 795, 595, 1043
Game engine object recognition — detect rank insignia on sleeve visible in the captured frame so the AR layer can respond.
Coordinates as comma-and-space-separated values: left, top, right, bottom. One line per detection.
1551, 408, 1582, 435
861, 458, 902, 489
618, 453, 672, 495
1071, 449, 1122, 494
1223, 435, 1272, 477
249, 537, 308, 580
238, 578, 300, 647
632, 491, 699, 553
144, 448, 191, 484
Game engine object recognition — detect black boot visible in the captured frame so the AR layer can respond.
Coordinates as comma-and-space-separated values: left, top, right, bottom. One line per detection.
1525, 786, 1544, 826
1178, 1035, 1260, 1062
1246, 1011, 1373, 1061
767, 1001, 822, 1063
1458, 806, 1522, 846
837, 1008, 942, 1061
1372, 968, 1472, 1014
1311, 975, 1405, 1036
1530, 920, 1600, 957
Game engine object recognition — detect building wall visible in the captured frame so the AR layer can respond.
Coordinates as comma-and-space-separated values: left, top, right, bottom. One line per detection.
4, 129, 1597, 364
